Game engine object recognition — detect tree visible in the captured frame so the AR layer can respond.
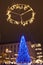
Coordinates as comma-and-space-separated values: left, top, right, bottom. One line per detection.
16, 35, 31, 63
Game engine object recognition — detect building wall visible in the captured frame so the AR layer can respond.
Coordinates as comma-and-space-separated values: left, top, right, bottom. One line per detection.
0, 41, 35, 61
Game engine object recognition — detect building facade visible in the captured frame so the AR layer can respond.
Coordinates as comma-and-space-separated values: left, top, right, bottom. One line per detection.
0, 41, 36, 64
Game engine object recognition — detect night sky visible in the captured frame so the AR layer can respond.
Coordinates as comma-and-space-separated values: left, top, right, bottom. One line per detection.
0, 0, 43, 43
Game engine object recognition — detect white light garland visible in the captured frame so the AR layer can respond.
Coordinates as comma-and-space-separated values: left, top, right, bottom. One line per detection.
6, 4, 35, 26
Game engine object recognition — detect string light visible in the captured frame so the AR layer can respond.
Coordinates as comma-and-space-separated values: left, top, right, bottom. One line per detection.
6, 4, 35, 26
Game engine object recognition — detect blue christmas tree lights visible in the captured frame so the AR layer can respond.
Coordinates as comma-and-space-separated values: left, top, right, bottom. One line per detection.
16, 35, 31, 63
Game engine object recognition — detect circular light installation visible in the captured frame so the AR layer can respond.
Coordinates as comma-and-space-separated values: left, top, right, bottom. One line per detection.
6, 4, 35, 26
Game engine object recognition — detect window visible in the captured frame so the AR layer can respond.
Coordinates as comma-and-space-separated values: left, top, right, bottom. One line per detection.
11, 45, 12, 48
14, 48, 16, 52
0, 46, 3, 53
14, 45, 16, 48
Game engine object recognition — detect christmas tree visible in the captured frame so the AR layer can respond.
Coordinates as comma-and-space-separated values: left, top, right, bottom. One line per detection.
16, 35, 31, 63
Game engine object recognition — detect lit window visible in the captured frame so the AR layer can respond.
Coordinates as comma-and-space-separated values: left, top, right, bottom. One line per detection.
37, 55, 43, 58
37, 52, 42, 55
31, 44, 35, 48
35, 48, 42, 51
36, 43, 41, 47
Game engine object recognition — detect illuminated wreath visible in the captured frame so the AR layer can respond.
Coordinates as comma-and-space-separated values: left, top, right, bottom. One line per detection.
6, 4, 35, 26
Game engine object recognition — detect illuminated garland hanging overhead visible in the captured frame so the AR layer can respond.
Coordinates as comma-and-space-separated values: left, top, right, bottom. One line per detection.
6, 4, 35, 26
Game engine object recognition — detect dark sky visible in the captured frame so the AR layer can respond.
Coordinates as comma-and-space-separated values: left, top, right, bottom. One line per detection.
0, 0, 43, 43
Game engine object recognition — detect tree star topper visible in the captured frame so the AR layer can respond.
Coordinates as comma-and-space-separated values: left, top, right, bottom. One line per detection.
6, 4, 35, 26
